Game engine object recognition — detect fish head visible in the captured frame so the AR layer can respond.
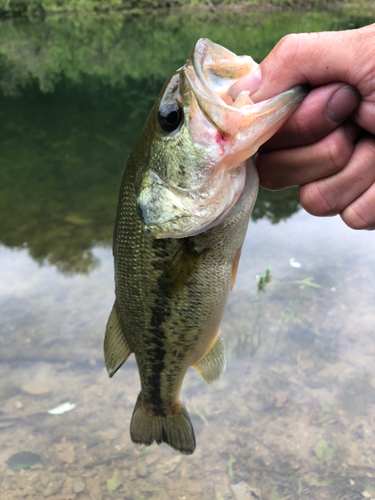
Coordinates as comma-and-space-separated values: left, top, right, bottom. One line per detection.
137, 38, 307, 238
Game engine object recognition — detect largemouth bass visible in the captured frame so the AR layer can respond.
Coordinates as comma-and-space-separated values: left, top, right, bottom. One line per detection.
104, 39, 306, 455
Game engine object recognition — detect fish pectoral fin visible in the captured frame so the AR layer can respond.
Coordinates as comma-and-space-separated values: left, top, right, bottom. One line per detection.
104, 301, 132, 378
163, 240, 208, 296
193, 333, 226, 384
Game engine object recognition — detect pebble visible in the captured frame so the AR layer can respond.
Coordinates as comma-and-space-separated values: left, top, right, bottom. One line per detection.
136, 463, 148, 478
73, 479, 85, 493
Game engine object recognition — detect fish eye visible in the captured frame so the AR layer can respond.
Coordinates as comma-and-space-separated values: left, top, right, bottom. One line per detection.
158, 101, 183, 133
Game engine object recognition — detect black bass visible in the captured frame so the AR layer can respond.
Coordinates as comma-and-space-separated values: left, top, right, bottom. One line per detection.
104, 39, 305, 455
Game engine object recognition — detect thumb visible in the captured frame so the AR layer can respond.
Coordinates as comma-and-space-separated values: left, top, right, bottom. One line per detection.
229, 28, 368, 102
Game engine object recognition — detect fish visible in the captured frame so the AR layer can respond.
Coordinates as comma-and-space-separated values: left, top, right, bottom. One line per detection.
104, 39, 306, 455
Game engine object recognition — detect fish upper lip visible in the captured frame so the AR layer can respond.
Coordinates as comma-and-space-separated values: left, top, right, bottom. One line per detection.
186, 39, 307, 140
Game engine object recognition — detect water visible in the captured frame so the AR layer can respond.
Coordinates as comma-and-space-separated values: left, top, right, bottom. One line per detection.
1, 6, 375, 500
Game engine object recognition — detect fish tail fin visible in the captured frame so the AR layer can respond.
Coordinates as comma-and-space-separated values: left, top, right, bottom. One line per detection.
130, 393, 196, 455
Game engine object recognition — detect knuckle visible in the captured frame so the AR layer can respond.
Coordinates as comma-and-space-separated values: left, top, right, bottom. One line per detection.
300, 182, 340, 217
277, 33, 299, 51
341, 203, 375, 230
271, 34, 301, 69
273, 32, 319, 69
322, 132, 352, 173
341, 211, 367, 230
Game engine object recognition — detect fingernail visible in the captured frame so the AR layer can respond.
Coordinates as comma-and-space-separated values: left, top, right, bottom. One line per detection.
247, 67, 262, 95
326, 85, 360, 123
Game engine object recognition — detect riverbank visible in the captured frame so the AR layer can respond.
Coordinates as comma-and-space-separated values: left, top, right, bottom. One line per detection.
0, 0, 360, 19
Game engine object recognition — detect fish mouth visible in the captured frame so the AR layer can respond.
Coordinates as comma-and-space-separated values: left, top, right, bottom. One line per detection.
186, 38, 307, 161
138, 39, 307, 239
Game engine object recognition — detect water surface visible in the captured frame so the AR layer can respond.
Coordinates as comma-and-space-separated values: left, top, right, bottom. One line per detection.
1, 7, 375, 500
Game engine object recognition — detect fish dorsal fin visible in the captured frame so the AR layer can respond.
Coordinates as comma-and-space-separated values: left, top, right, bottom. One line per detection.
193, 333, 226, 384
104, 301, 132, 378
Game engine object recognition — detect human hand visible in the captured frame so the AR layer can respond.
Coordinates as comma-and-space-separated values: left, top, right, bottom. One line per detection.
230, 24, 375, 230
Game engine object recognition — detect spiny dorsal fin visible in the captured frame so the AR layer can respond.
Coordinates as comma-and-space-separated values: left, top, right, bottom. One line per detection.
104, 301, 132, 378
193, 333, 226, 384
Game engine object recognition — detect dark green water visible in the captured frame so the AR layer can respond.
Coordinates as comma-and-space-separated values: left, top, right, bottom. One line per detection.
1, 7, 375, 500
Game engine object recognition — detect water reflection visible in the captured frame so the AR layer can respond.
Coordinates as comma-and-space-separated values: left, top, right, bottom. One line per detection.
0, 76, 303, 274
0, 245, 113, 364
1, 9, 374, 274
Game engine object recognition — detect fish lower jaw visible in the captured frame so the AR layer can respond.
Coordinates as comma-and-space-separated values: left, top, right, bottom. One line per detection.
137, 171, 199, 238
140, 217, 200, 239
137, 163, 247, 238
137, 190, 204, 239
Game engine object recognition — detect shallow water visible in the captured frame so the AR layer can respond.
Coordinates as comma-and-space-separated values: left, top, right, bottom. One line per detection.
1, 7, 375, 500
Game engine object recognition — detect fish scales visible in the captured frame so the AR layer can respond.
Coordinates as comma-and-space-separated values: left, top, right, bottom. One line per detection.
115, 163, 247, 404
114, 157, 253, 451
104, 38, 306, 455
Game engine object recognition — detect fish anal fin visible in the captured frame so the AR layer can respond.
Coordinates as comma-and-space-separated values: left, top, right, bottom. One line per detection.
163, 240, 208, 296
193, 333, 226, 384
231, 247, 242, 291
130, 394, 196, 455
104, 301, 132, 378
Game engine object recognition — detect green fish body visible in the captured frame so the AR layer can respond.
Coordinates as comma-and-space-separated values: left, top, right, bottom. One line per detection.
104, 39, 306, 455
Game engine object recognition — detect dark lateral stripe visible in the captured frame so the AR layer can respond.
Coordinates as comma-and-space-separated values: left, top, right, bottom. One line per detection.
144, 239, 173, 413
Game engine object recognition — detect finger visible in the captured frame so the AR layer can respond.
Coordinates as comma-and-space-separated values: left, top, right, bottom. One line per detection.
299, 136, 375, 223
259, 83, 360, 151
341, 180, 375, 230
255, 122, 359, 190
237, 29, 374, 101
231, 26, 375, 136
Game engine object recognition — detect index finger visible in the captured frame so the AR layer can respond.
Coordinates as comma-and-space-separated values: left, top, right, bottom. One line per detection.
229, 25, 375, 133
259, 82, 360, 151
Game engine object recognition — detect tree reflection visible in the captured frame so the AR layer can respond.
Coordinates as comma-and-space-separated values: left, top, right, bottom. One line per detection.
0, 11, 369, 274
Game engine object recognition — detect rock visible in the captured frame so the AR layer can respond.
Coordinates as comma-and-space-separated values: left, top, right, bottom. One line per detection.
163, 455, 182, 474
231, 482, 262, 500
22, 363, 58, 395
42, 480, 63, 497
72, 479, 85, 493
187, 482, 202, 495
136, 463, 148, 478
55, 441, 76, 464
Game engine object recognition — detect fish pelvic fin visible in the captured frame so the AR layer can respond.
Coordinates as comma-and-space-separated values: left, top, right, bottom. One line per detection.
130, 393, 196, 455
104, 300, 132, 378
193, 333, 226, 384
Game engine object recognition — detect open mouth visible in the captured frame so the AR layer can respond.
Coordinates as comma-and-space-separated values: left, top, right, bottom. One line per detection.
186, 38, 307, 154
137, 39, 306, 239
